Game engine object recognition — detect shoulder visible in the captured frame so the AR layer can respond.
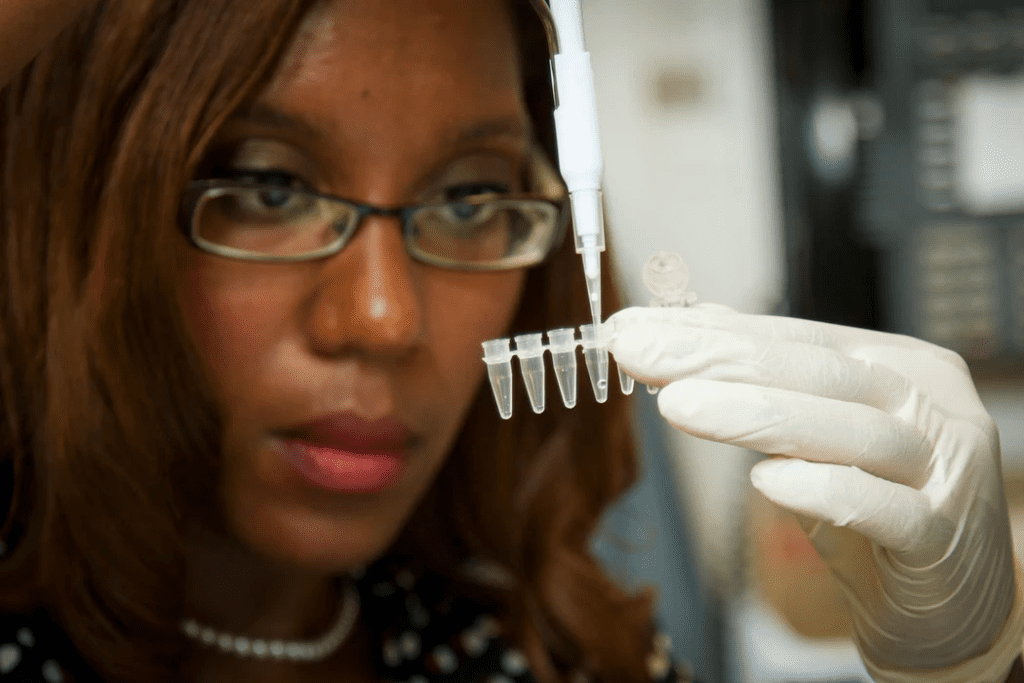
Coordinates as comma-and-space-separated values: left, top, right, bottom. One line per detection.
0, 610, 76, 682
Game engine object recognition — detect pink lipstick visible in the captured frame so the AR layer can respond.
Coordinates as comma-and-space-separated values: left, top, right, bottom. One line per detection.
279, 414, 411, 493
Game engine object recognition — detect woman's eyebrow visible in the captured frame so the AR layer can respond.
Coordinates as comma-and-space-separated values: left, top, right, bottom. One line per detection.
229, 104, 531, 149
229, 104, 325, 142
445, 118, 532, 148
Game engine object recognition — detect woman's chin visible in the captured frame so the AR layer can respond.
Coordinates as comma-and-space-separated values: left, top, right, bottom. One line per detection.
226, 495, 410, 574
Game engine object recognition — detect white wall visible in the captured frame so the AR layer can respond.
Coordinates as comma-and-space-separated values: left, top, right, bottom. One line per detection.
582, 0, 784, 589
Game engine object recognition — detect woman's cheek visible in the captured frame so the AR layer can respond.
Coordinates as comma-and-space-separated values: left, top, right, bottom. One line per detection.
422, 269, 525, 396
177, 258, 300, 407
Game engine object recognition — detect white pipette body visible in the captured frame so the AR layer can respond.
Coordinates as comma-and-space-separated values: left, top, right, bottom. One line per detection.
549, 0, 605, 328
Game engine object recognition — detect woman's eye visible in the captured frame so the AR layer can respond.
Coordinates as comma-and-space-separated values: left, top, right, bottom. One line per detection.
218, 168, 307, 189
219, 168, 313, 210
444, 182, 511, 202
201, 168, 319, 226
258, 189, 291, 208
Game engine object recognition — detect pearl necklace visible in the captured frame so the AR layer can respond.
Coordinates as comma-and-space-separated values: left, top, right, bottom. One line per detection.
180, 579, 360, 663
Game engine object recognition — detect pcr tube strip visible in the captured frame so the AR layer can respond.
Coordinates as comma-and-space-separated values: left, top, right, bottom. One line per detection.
481, 324, 636, 420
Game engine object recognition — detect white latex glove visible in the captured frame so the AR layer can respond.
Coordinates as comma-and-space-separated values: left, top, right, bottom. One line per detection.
607, 304, 1024, 683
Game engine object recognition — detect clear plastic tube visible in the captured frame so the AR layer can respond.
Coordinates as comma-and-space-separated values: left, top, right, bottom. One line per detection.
546, 328, 579, 409
482, 339, 515, 420
579, 324, 608, 403
514, 334, 547, 414
617, 364, 635, 395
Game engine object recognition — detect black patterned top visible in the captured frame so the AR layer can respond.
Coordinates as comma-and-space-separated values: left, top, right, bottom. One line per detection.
0, 553, 689, 682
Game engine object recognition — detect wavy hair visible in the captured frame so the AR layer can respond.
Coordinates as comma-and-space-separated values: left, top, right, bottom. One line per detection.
0, 1, 658, 682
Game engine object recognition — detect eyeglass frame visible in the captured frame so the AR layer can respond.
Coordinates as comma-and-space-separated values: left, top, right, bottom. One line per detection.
179, 146, 571, 271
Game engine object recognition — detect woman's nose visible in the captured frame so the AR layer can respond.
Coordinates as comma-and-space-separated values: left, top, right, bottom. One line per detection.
305, 216, 424, 358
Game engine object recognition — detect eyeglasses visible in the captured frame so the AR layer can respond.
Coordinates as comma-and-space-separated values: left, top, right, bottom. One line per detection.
181, 151, 569, 270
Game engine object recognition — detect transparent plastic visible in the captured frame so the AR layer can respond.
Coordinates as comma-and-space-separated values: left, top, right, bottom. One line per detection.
479, 252, 696, 418
617, 365, 635, 395
579, 324, 609, 403
547, 328, 579, 409
643, 252, 698, 308
480, 323, 609, 418
514, 333, 547, 414
482, 339, 514, 420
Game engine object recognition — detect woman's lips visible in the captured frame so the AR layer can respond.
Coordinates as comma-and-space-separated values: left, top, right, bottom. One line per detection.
290, 413, 414, 452
281, 442, 406, 492
278, 413, 413, 493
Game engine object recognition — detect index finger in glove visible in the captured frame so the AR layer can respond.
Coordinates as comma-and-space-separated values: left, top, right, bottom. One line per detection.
607, 305, 961, 364
608, 310, 916, 417
607, 306, 984, 422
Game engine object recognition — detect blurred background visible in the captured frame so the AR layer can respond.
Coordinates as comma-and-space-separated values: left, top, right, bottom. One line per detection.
577, 0, 1024, 681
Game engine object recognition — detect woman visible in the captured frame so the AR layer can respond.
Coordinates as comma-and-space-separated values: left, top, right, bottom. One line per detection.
0, 1, 665, 681
0, 1, 1021, 682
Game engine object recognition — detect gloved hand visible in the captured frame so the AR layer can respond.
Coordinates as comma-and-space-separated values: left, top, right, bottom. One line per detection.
606, 304, 1024, 683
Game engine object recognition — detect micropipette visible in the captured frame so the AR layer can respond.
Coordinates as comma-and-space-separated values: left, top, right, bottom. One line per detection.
549, 0, 605, 330
479, 2, 704, 419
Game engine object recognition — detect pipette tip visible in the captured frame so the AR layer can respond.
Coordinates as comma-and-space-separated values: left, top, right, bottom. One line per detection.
585, 272, 602, 329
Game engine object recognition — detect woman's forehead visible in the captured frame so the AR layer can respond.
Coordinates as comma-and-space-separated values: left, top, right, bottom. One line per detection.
270, 0, 522, 94
247, 0, 531, 178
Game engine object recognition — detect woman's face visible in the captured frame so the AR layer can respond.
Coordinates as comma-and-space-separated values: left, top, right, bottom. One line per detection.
177, 0, 530, 571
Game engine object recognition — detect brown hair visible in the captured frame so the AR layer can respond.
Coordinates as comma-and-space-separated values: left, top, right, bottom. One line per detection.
0, 1, 658, 682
